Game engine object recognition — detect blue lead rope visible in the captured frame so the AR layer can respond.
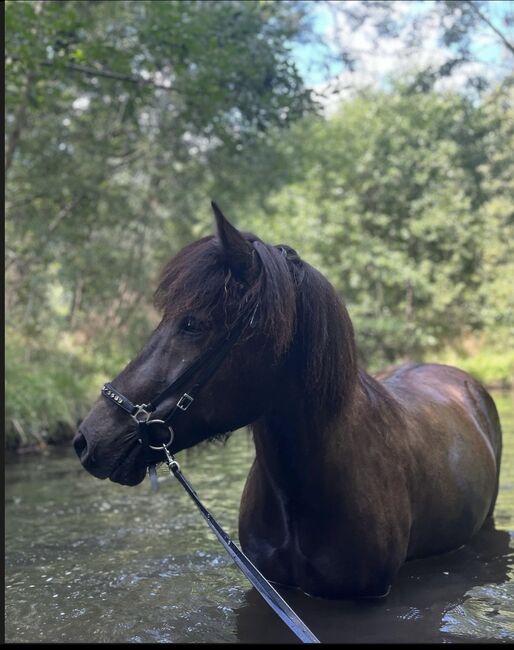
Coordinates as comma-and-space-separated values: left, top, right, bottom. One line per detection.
155, 452, 320, 644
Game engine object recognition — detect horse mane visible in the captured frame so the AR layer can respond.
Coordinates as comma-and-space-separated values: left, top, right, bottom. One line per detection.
154, 233, 359, 420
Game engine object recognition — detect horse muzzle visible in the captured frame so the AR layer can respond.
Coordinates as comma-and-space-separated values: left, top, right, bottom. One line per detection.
73, 426, 147, 486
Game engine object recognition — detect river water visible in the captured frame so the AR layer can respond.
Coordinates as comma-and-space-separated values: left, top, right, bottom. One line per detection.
5, 391, 514, 643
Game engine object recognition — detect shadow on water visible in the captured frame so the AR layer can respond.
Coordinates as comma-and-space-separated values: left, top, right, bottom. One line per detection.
234, 522, 513, 644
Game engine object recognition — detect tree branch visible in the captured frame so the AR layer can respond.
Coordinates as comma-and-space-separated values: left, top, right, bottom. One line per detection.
41, 60, 174, 90
463, 0, 514, 56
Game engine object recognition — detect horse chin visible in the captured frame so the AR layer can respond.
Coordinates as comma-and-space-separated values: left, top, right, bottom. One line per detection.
109, 461, 147, 486
108, 444, 148, 486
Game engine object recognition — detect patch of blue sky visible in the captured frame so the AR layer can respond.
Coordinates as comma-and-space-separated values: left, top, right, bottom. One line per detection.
468, 0, 513, 66
289, 2, 343, 86
290, 0, 512, 87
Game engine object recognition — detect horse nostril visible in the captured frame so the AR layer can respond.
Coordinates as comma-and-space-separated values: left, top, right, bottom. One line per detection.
72, 427, 112, 480
73, 431, 88, 462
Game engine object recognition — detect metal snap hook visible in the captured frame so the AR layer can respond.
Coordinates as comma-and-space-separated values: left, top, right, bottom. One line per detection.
162, 442, 180, 472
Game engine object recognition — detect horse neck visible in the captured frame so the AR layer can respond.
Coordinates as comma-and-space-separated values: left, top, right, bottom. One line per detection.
250, 366, 400, 507
248, 261, 400, 503
250, 368, 354, 502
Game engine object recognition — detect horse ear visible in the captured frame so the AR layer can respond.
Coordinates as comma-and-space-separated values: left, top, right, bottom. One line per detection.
211, 201, 254, 278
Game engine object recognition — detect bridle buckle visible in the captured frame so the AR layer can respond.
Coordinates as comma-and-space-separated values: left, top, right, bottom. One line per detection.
177, 393, 194, 411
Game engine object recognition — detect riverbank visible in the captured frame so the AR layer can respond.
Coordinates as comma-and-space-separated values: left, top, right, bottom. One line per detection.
6, 336, 513, 454
5, 332, 124, 452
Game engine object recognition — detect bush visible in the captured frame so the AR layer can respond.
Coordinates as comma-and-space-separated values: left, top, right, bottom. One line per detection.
5, 332, 103, 449
429, 345, 514, 388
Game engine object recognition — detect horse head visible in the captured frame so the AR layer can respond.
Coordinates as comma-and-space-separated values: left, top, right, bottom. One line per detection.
73, 203, 306, 485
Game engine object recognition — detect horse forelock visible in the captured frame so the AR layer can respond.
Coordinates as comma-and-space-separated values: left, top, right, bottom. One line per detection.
154, 236, 226, 319
153, 234, 296, 354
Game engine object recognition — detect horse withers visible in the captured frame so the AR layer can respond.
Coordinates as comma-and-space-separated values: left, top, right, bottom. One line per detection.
73, 203, 502, 599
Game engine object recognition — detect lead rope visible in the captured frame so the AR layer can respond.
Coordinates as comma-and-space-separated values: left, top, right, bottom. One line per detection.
156, 447, 320, 644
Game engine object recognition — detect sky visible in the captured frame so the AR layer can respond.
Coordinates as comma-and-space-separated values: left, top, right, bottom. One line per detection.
290, 0, 513, 104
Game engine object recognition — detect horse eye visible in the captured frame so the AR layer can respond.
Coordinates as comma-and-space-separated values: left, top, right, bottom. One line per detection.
179, 316, 205, 335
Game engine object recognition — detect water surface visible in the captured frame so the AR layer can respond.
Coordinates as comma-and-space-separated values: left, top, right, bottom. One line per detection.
5, 391, 514, 643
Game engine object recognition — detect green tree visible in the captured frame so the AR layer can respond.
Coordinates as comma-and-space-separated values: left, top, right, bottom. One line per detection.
244, 79, 512, 368
476, 77, 514, 346
5, 0, 314, 349
5, 0, 316, 446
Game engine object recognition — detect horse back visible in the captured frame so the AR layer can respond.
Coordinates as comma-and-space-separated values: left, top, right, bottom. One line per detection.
378, 362, 501, 464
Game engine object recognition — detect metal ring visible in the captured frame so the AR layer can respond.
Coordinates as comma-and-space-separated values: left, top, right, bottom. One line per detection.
146, 420, 175, 450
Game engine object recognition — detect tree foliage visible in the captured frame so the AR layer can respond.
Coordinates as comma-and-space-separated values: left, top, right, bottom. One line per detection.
243, 77, 514, 368
5, 0, 314, 348
5, 1, 513, 446
316, 0, 514, 97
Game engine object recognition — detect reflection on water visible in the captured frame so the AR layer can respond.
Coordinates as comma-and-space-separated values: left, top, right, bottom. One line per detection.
5, 391, 514, 643
235, 523, 513, 644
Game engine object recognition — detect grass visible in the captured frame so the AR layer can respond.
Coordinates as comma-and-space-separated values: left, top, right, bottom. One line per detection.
430, 342, 514, 389
5, 331, 124, 450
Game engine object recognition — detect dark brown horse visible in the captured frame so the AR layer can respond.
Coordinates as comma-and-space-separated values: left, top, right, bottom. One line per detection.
73, 204, 502, 599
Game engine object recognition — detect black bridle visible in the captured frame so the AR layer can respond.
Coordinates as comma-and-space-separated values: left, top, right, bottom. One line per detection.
100, 244, 303, 461
101, 306, 253, 461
